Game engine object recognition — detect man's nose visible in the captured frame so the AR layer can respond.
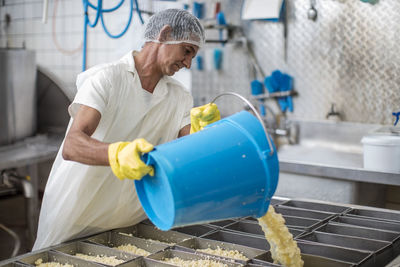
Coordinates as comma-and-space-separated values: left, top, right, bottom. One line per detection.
183, 55, 192, 69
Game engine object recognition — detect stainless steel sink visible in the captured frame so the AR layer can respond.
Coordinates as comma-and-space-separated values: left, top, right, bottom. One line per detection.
273, 119, 400, 207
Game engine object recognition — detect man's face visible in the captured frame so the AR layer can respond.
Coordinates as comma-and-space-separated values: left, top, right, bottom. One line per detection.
158, 43, 199, 76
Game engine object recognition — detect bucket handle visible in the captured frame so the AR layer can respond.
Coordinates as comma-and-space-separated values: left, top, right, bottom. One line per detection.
211, 92, 275, 156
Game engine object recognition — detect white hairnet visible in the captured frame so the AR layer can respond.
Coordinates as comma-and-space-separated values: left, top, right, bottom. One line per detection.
144, 9, 205, 48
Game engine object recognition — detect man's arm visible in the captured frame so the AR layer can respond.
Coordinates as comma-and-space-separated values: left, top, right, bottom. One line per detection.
62, 105, 109, 165
178, 124, 190, 137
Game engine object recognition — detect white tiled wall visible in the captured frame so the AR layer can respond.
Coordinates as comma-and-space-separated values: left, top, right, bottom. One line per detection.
0, 0, 191, 98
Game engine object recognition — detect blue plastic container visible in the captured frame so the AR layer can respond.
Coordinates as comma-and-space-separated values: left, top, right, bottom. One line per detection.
135, 111, 279, 230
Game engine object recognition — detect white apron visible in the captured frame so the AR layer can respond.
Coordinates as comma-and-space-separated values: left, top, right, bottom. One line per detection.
33, 51, 193, 250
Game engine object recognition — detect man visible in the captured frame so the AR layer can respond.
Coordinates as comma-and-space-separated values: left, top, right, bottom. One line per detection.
33, 8, 220, 250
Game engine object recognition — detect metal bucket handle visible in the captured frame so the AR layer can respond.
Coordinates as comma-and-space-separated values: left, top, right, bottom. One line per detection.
211, 92, 275, 156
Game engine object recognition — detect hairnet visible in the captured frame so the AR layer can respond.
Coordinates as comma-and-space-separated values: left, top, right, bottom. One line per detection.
144, 9, 205, 48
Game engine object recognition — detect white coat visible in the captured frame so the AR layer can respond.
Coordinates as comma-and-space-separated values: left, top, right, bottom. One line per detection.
33, 51, 193, 250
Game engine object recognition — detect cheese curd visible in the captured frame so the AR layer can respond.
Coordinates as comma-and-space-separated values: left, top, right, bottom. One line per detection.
258, 206, 304, 267
34, 259, 73, 267
163, 257, 228, 267
116, 244, 151, 256
74, 253, 125, 266
197, 246, 248, 261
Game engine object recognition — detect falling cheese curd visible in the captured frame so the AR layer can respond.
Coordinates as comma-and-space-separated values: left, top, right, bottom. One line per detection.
163, 257, 228, 267
258, 206, 304, 267
34, 259, 73, 267
116, 244, 151, 256
196, 246, 248, 261
74, 253, 125, 266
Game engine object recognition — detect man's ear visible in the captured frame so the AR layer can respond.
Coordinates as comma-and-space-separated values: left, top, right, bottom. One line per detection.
157, 25, 172, 42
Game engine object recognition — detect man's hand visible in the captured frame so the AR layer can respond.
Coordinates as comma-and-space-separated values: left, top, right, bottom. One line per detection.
190, 103, 221, 134
108, 138, 154, 180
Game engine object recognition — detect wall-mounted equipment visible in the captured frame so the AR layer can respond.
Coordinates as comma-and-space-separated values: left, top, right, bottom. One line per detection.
0, 49, 37, 146
241, 0, 284, 21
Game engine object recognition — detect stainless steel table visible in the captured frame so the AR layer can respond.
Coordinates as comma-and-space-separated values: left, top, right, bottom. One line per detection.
0, 134, 63, 246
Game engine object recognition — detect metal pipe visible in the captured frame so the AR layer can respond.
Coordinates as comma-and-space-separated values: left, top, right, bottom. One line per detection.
42, 0, 49, 24
0, 223, 21, 257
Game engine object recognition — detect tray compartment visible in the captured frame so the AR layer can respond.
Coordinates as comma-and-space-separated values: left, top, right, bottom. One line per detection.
85, 232, 169, 256
175, 237, 266, 263
51, 242, 137, 266
114, 224, 191, 245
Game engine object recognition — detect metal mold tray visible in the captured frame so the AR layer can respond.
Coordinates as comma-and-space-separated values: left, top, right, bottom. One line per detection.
269, 198, 287, 207
298, 231, 391, 252
345, 208, 400, 223
171, 224, 217, 237
51, 241, 138, 266
116, 257, 173, 267
241, 215, 322, 231
202, 230, 270, 251
274, 206, 336, 221
0, 264, 22, 267
296, 241, 373, 266
208, 219, 238, 228
84, 232, 169, 256
145, 248, 243, 266
17, 250, 104, 267
315, 222, 400, 243
332, 215, 400, 233
174, 236, 266, 263
248, 258, 281, 267
113, 224, 192, 245
252, 253, 355, 267
225, 220, 303, 239
278, 200, 350, 214
297, 231, 393, 266
281, 215, 321, 230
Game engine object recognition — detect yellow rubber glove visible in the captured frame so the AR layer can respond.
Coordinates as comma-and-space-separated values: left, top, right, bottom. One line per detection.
108, 138, 154, 180
190, 103, 221, 134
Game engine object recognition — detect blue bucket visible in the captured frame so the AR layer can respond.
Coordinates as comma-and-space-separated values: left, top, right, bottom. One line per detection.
135, 111, 279, 230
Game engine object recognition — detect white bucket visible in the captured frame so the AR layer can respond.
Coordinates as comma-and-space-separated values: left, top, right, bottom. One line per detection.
361, 134, 400, 173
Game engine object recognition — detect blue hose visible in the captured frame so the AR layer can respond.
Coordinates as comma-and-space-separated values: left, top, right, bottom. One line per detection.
81, 0, 144, 71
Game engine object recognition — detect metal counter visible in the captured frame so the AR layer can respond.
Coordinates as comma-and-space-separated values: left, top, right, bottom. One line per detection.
1, 197, 400, 267
276, 119, 400, 186
0, 134, 63, 245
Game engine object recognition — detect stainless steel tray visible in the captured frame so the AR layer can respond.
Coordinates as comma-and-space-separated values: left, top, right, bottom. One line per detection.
17, 250, 104, 267
224, 219, 310, 237
175, 236, 266, 263
207, 219, 238, 228
145, 249, 243, 266
115, 257, 172, 267
113, 224, 191, 245
278, 200, 350, 214
332, 215, 400, 233
84, 232, 169, 256
252, 253, 355, 267
315, 222, 400, 242
171, 224, 217, 237
345, 208, 400, 223
274, 206, 336, 221
247, 258, 282, 267
51, 242, 137, 266
296, 241, 373, 266
297, 231, 393, 266
0, 263, 27, 267
298, 231, 391, 252
202, 230, 270, 251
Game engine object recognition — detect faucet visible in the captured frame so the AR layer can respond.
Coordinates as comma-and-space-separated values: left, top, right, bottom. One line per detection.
326, 103, 342, 121
275, 116, 299, 145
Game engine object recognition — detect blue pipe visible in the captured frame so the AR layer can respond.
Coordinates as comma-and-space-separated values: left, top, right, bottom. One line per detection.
81, 0, 144, 71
